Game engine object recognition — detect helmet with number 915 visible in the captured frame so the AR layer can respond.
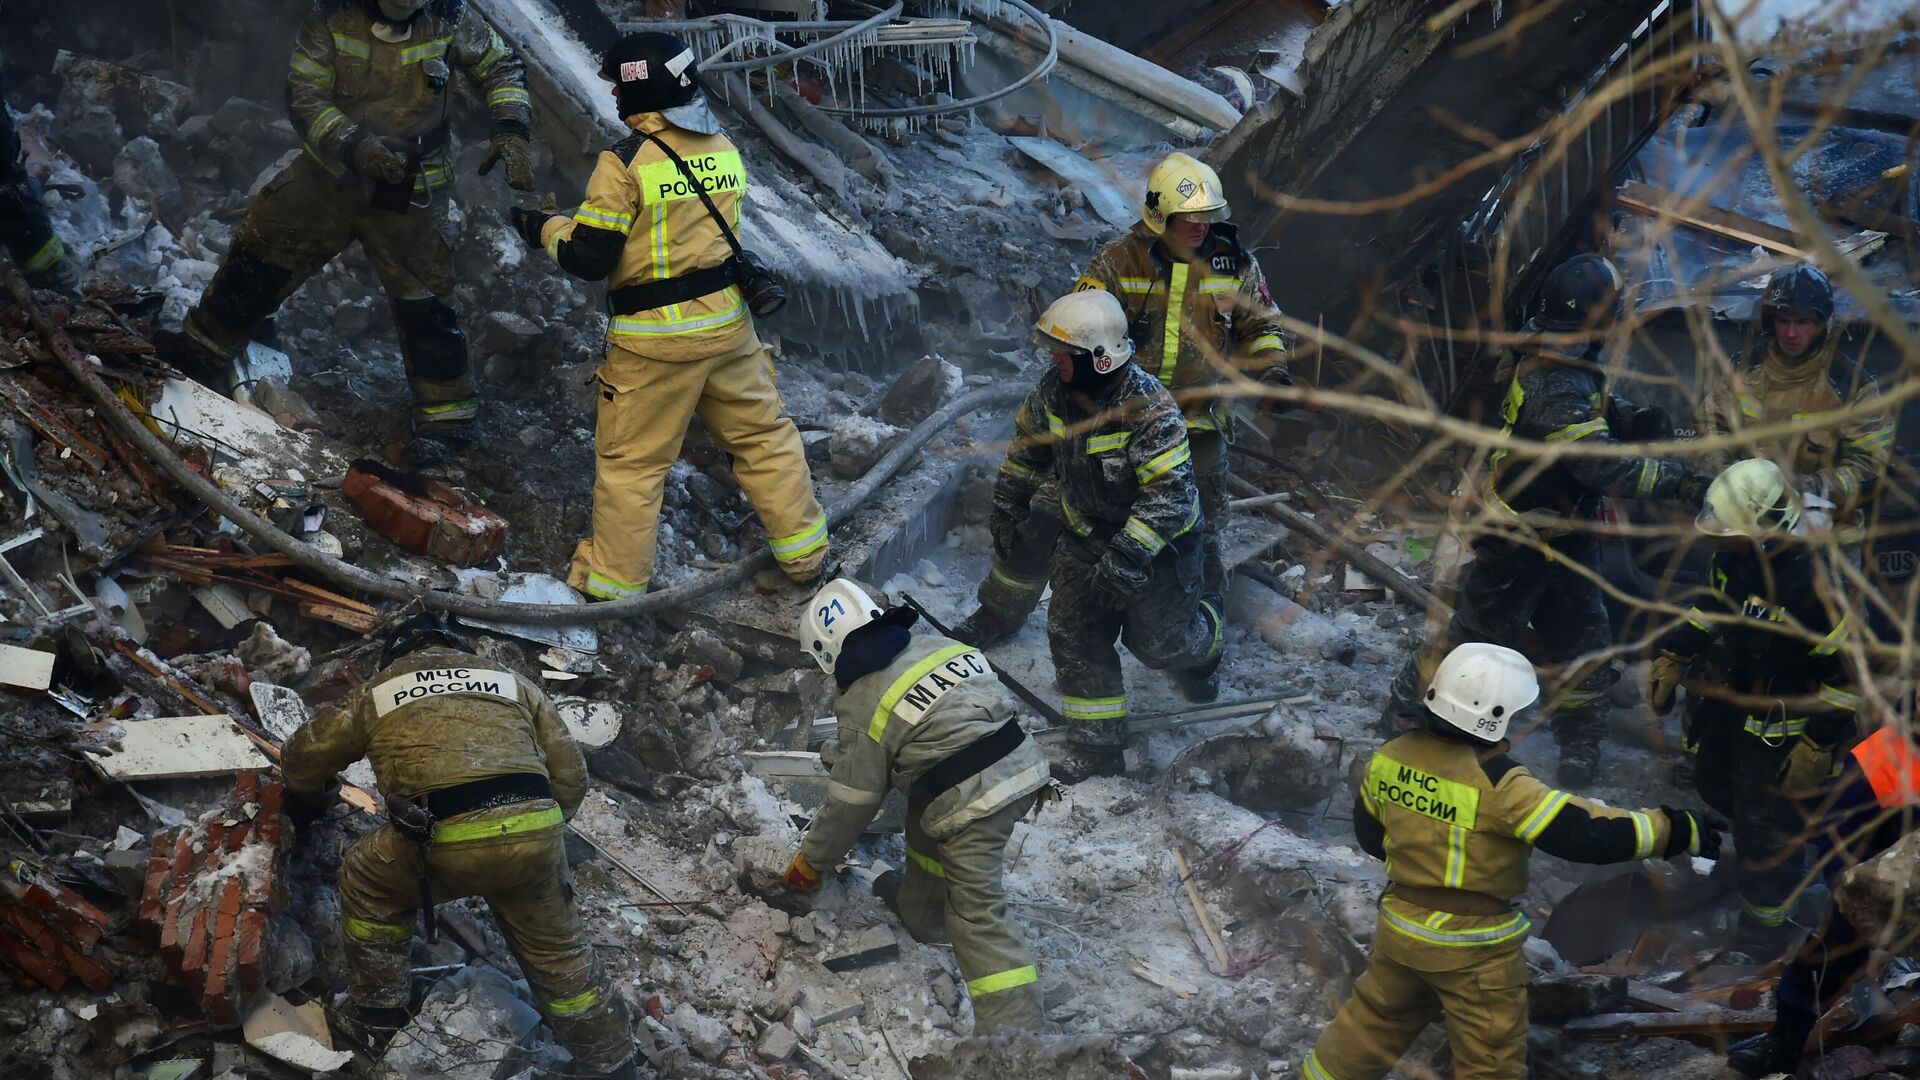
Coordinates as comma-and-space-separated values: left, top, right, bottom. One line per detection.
1425, 642, 1540, 744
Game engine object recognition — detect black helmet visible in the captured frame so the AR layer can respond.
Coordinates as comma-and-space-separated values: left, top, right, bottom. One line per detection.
1760, 262, 1834, 329
1532, 253, 1624, 332
599, 32, 701, 117
381, 612, 473, 668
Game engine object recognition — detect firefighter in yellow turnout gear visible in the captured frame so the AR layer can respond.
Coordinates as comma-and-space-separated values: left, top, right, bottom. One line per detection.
517, 32, 828, 599
1303, 643, 1720, 1080
954, 152, 1289, 652
281, 615, 637, 1078
784, 579, 1051, 1034
158, 0, 534, 466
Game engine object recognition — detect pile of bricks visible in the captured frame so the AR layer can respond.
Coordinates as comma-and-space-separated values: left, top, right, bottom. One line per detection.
0, 868, 115, 991
138, 769, 290, 1025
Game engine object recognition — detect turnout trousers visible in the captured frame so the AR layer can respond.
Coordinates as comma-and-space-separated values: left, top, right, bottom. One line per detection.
973, 429, 1232, 629
181, 155, 476, 426
1387, 534, 1616, 755
1690, 699, 1813, 950
338, 801, 634, 1073
1303, 904, 1530, 1080
1047, 537, 1223, 747
891, 791, 1047, 1034
570, 334, 828, 599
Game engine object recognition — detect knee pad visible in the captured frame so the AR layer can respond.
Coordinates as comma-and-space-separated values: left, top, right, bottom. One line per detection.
391, 296, 469, 382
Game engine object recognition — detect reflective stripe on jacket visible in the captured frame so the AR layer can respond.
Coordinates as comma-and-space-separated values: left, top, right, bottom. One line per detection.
801, 634, 1050, 867
1700, 339, 1892, 512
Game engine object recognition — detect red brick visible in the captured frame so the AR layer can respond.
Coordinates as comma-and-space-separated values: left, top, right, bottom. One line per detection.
224, 816, 251, 854
199, 822, 228, 870
139, 827, 179, 925
18, 882, 108, 951
0, 925, 65, 990
203, 920, 240, 1026
51, 937, 112, 991
233, 770, 261, 808
256, 782, 286, 847
215, 878, 243, 919
235, 911, 267, 993
344, 460, 508, 567
181, 907, 211, 981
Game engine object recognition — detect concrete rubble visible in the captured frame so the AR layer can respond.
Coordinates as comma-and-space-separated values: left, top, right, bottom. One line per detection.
0, 2, 1912, 1080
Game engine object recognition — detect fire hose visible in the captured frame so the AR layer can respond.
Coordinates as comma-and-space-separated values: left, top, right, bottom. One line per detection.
2, 252, 1024, 625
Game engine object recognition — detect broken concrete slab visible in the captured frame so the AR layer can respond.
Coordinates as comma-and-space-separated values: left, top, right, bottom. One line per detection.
192, 584, 253, 630
0, 642, 55, 690
821, 924, 899, 972
909, 1033, 1146, 1079
868, 355, 963, 429
1838, 826, 1920, 940
248, 682, 309, 744
240, 993, 352, 1073
454, 570, 598, 655
1007, 137, 1138, 229
95, 715, 273, 781
755, 1020, 799, 1062
661, 627, 745, 683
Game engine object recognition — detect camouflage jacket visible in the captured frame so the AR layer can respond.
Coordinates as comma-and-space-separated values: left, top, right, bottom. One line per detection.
287, 0, 530, 193
282, 646, 587, 814
1488, 352, 1702, 519
1700, 338, 1892, 511
992, 364, 1201, 567
1073, 223, 1288, 428
802, 633, 1049, 866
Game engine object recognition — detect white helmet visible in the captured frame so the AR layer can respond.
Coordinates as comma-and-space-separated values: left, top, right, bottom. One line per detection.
1424, 643, 1540, 743
1035, 290, 1134, 375
1697, 458, 1805, 539
800, 578, 911, 674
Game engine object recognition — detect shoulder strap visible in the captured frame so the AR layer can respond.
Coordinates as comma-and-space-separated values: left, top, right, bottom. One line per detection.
638, 129, 746, 262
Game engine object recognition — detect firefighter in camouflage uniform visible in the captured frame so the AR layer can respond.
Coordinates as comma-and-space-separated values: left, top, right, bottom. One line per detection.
1650, 459, 1862, 959
987, 290, 1225, 779
1384, 254, 1709, 787
785, 579, 1052, 1034
282, 615, 637, 1079
0, 63, 79, 292
1304, 643, 1719, 1080
158, 0, 535, 466
954, 152, 1290, 657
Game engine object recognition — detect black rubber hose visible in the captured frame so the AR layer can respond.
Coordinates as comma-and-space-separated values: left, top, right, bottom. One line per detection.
3, 252, 1022, 624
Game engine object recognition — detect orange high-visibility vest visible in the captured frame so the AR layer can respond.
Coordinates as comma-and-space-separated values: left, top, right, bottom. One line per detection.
1851, 727, 1920, 809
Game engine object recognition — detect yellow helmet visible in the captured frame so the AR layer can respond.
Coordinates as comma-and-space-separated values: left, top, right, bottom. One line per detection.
1141, 152, 1229, 235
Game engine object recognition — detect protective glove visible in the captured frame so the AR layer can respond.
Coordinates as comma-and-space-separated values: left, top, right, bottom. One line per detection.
479, 131, 536, 192
1647, 650, 1687, 715
352, 137, 411, 186
1090, 548, 1151, 611
510, 206, 553, 250
988, 509, 1023, 565
286, 785, 336, 829
784, 851, 822, 892
1778, 736, 1836, 796
1660, 807, 1724, 860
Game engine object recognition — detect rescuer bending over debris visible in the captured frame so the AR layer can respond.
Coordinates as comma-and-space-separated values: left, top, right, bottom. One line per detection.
954, 151, 1291, 659
1382, 254, 1710, 787
512, 32, 831, 600
1304, 642, 1721, 1080
986, 289, 1225, 780
785, 578, 1052, 1034
157, 0, 535, 467
281, 614, 638, 1078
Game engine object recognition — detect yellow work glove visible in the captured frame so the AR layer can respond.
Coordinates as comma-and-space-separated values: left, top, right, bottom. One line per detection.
1778, 736, 1835, 796
784, 852, 822, 892
479, 131, 536, 192
1647, 651, 1687, 715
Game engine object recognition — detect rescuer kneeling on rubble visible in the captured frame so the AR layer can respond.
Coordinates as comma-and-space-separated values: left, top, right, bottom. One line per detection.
1650, 458, 1863, 961
157, 0, 536, 467
1302, 642, 1720, 1080
511, 32, 830, 601
785, 578, 1052, 1034
986, 290, 1224, 780
1382, 254, 1709, 787
954, 151, 1292, 672
282, 614, 638, 1078
1725, 691, 1919, 1077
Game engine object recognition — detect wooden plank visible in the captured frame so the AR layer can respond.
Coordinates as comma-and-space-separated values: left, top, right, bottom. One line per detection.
1616, 179, 1806, 257
298, 601, 379, 633
1563, 1009, 1774, 1040
282, 578, 376, 616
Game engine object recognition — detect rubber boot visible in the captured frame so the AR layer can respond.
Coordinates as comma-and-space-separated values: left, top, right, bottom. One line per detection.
402, 416, 477, 470
1732, 913, 1802, 964
1051, 743, 1126, 785
1555, 741, 1600, 788
949, 606, 1020, 648
153, 328, 236, 391
1171, 655, 1221, 704
334, 1003, 409, 1055
1726, 1004, 1814, 1078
